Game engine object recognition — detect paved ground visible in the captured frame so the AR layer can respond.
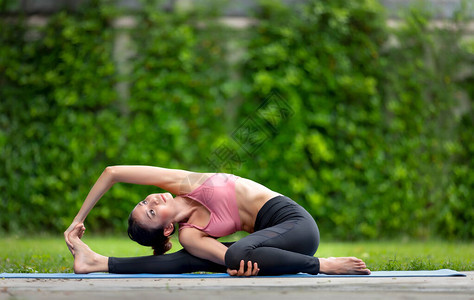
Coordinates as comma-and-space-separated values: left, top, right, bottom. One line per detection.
1, 272, 473, 300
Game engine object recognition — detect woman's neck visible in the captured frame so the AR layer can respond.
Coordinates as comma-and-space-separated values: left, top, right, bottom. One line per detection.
170, 195, 198, 224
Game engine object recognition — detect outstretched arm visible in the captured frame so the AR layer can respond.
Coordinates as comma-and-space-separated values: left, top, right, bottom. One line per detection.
64, 167, 115, 253
65, 165, 193, 254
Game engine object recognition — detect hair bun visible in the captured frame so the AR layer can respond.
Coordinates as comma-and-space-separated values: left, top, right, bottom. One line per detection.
152, 238, 172, 255
164, 241, 173, 253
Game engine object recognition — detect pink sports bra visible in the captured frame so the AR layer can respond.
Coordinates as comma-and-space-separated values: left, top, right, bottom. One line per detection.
178, 173, 241, 237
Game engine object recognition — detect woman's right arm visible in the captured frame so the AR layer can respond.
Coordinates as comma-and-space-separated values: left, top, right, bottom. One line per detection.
64, 165, 194, 254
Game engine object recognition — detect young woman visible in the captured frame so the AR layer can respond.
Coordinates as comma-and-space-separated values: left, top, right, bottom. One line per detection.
64, 166, 371, 276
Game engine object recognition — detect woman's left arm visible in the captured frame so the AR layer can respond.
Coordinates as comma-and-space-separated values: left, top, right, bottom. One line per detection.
179, 228, 259, 276
179, 228, 228, 265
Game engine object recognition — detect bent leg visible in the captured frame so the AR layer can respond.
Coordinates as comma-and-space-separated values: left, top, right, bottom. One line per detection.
226, 244, 319, 275
225, 218, 321, 275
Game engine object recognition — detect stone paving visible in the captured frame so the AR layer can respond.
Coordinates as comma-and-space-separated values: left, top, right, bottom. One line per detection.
1, 272, 473, 300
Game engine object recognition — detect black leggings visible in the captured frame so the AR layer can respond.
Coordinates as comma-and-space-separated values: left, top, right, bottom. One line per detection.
109, 195, 320, 275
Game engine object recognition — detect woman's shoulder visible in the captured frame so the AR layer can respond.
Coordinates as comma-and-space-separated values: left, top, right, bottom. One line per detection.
177, 172, 217, 195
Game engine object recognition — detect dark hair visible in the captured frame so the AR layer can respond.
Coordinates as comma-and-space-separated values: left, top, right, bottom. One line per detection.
127, 213, 175, 255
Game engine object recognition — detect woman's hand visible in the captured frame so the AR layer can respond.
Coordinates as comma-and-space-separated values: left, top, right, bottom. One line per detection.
64, 221, 85, 255
227, 260, 260, 277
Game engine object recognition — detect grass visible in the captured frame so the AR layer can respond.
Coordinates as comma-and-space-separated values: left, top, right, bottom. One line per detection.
1, 234, 472, 273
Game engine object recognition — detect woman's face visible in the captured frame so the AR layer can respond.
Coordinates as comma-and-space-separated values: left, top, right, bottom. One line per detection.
131, 193, 174, 230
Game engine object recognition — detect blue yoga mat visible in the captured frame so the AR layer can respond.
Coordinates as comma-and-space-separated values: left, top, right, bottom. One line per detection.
0, 269, 465, 279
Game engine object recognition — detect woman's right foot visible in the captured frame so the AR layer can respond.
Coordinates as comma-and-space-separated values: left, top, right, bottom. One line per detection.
68, 224, 109, 274
319, 257, 371, 275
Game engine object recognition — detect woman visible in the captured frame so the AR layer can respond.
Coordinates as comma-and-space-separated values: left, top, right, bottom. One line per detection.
64, 166, 371, 276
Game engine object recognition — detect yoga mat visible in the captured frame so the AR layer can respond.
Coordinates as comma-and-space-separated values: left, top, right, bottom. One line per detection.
0, 269, 466, 279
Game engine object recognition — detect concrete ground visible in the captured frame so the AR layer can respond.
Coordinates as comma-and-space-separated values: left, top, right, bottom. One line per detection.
1, 272, 473, 300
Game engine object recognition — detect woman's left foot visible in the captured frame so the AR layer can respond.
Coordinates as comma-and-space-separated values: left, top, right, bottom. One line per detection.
319, 257, 371, 275
68, 224, 108, 274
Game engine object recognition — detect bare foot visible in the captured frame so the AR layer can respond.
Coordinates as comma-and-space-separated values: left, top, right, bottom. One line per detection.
319, 257, 371, 275
68, 224, 109, 274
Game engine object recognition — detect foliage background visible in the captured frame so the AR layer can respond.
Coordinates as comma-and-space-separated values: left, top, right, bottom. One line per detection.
1, 0, 472, 240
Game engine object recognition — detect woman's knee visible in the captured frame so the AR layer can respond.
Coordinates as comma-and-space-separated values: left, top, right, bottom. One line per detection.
224, 243, 252, 269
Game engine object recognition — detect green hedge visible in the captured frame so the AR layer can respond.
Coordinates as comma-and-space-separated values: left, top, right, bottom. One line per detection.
240, 0, 473, 240
0, 0, 472, 239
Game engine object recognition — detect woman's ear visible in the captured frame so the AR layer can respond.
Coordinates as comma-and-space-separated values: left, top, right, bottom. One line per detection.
163, 223, 174, 237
